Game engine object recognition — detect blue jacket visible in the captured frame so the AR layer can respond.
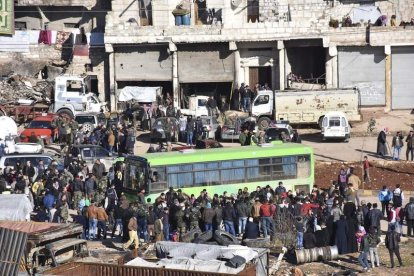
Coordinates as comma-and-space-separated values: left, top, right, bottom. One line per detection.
379, 189, 392, 201
43, 194, 55, 210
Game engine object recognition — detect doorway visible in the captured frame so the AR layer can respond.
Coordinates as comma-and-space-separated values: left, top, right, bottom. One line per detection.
249, 67, 272, 88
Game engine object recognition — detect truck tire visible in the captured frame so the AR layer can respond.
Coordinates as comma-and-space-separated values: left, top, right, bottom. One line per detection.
213, 230, 240, 246
181, 228, 202, 243
195, 230, 213, 242
82, 122, 94, 133
56, 109, 74, 120
258, 117, 271, 130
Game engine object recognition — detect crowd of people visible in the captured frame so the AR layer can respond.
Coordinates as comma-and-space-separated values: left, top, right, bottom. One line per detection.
1, 141, 413, 270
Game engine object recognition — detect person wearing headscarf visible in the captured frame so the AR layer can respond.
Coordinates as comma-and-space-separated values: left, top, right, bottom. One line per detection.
377, 127, 388, 157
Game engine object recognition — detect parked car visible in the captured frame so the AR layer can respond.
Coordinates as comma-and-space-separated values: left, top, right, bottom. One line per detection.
264, 121, 301, 143
218, 116, 256, 141
150, 117, 179, 143
200, 116, 220, 140
20, 114, 57, 145
71, 144, 115, 172
0, 154, 63, 172
75, 112, 106, 133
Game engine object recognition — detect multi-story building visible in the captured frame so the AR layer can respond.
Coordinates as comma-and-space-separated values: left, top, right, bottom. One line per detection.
0, 0, 110, 102
105, 0, 414, 112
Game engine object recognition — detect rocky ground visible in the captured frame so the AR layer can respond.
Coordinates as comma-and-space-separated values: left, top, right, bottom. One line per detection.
315, 161, 414, 191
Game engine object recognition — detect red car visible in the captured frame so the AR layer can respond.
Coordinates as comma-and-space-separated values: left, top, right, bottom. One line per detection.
21, 114, 57, 145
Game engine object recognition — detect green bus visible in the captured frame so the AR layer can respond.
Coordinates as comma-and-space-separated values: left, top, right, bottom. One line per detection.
123, 143, 314, 202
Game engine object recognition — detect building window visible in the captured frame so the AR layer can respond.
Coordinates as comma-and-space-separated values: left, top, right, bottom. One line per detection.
15, 22, 27, 30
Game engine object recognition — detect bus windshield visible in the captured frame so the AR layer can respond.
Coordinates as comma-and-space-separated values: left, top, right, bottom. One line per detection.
124, 158, 149, 192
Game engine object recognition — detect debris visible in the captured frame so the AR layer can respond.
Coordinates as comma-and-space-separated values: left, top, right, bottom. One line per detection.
0, 74, 53, 103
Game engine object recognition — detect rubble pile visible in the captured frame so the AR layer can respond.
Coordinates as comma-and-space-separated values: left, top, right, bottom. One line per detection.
0, 74, 53, 103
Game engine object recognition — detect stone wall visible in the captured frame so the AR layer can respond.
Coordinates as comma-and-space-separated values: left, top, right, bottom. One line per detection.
16, 0, 96, 7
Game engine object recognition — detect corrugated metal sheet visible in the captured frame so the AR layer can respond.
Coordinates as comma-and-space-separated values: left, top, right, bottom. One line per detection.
0, 227, 28, 276
338, 46, 385, 106
391, 46, 414, 109
44, 262, 257, 276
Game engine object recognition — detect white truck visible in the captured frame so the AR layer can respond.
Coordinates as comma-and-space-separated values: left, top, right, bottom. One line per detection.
53, 75, 107, 118
251, 88, 362, 129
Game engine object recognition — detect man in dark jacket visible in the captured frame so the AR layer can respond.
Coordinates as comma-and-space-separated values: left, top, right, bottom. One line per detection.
222, 201, 237, 236
206, 96, 217, 116
235, 198, 250, 236
202, 202, 215, 231
243, 217, 259, 240
385, 224, 403, 268
368, 203, 383, 237
405, 197, 414, 237
303, 228, 317, 249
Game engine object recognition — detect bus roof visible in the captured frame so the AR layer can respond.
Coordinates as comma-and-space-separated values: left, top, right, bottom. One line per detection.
128, 143, 313, 166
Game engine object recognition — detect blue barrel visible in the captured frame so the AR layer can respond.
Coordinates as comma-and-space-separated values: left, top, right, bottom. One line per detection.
175, 15, 182, 26
182, 14, 190, 25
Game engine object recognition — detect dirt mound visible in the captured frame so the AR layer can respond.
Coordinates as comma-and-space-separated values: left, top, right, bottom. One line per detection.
315, 161, 414, 191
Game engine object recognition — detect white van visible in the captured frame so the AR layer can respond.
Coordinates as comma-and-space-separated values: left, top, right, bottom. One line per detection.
321, 111, 350, 142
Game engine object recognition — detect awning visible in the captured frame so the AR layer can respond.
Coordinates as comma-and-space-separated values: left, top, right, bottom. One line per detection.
118, 86, 162, 102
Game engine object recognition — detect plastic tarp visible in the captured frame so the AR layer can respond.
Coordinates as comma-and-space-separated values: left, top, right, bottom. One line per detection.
0, 194, 33, 221
118, 86, 162, 102
0, 116, 18, 140
126, 257, 245, 274
349, 6, 381, 23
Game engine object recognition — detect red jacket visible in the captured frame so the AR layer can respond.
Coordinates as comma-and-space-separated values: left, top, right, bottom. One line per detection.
260, 203, 276, 217
301, 203, 319, 216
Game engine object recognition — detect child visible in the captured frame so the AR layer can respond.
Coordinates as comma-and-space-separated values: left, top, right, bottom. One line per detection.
355, 225, 366, 246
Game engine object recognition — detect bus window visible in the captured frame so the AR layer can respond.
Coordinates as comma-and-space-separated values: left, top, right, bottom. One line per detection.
221, 168, 245, 183
297, 155, 311, 178
168, 172, 193, 188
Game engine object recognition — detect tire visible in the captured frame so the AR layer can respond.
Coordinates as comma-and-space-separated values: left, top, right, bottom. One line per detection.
257, 117, 271, 130
318, 116, 324, 128
82, 122, 94, 133
213, 230, 240, 246
195, 230, 213, 242
181, 228, 202, 243
56, 109, 74, 120
243, 238, 272, 248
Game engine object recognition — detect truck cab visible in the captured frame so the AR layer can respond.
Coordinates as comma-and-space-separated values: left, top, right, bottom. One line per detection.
54, 75, 106, 118
321, 111, 350, 142
179, 95, 209, 117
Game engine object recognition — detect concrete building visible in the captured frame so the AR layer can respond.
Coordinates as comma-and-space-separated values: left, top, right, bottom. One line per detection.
0, 0, 110, 102
105, 0, 414, 111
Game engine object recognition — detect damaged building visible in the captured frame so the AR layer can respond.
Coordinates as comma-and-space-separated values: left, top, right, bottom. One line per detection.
105, 0, 414, 111
0, 0, 110, 102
